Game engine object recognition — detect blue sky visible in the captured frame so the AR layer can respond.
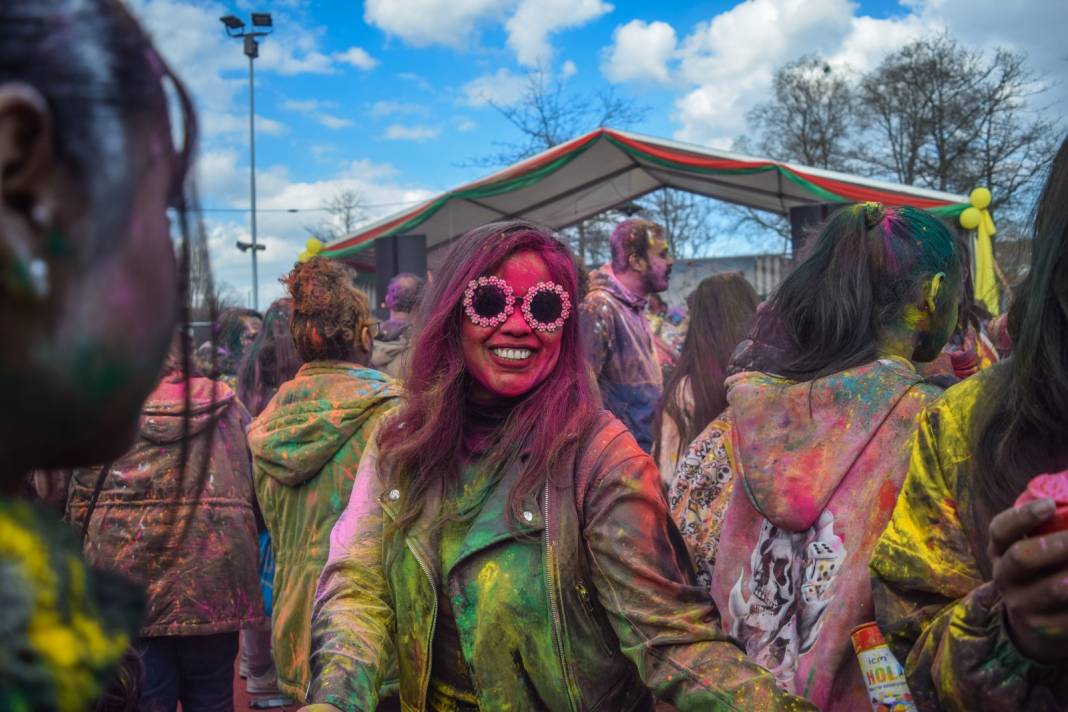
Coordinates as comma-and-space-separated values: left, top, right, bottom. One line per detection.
126, 0, 1067, 307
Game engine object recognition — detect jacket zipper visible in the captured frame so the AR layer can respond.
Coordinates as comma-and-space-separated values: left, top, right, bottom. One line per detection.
544, 486, 580, 712
408, 538, 438, 710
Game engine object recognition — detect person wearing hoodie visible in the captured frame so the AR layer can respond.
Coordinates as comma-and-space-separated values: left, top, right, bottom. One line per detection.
371, 272, 425, 379
668, 203, 964, 710
66, 341, 265, 712
248, 257, 401, 702
580, 219, 673, 452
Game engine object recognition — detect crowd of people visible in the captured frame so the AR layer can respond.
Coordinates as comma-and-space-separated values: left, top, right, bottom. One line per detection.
3, 3, 1068, 712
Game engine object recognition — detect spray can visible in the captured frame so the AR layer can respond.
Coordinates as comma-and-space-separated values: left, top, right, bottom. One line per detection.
851, 622, 917, 712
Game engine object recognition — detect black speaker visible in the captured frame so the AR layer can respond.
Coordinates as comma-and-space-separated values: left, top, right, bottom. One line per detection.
789, 204, 843, 256
374, 234, 427, 319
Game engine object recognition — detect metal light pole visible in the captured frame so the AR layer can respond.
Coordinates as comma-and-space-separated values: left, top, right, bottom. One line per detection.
221, 13, 272, 311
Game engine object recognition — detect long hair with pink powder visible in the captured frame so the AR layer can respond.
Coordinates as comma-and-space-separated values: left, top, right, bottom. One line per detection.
377, 221, 598, 530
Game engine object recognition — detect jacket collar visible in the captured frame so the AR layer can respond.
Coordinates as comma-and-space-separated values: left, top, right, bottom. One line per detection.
589, 265, 647, 313
379, 455, 543, 581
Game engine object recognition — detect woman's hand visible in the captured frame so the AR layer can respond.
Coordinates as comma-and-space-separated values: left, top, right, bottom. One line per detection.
297, 705, 343, 712
989, 498, 1068, 662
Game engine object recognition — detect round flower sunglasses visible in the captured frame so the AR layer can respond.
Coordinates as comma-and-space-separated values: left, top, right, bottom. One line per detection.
462, 275, 572, 332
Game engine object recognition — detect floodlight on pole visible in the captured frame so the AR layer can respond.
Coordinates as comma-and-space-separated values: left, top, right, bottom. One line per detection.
220, 12, 274, 310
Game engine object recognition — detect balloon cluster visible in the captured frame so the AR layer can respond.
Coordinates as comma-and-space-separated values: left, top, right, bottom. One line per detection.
958, 187, 995, 236
298, 237, 323, 264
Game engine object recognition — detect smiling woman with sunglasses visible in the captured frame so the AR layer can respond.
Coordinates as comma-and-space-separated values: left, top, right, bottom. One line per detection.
299, 221, 814, 712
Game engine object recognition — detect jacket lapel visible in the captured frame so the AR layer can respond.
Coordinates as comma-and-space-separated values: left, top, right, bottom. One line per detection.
445, 459, 542, 578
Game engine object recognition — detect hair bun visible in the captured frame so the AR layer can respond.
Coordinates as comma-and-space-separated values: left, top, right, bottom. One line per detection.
862, 201, 886, 230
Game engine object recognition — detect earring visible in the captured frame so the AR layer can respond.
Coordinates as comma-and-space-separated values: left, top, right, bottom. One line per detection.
31, 203, 50, 229
27, 258, 49, 300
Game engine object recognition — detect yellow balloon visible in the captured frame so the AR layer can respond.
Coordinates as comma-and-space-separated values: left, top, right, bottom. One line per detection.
959, 206, 981, 230
969, 187, 992, 210
306, 237, 323, 255
297, 250, 311, 263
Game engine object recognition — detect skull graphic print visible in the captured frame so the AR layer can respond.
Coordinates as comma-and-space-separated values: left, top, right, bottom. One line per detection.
727, 509, 845, 691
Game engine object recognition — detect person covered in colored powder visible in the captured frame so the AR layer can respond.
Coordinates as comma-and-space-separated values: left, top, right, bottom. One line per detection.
869, 136, 1068, 710
299, 221, 815, 712
248, 258, 401, 703
236, 297, 304, 701
919, 268, 1001, 386
371, 271, 425, 379
654, 272, 759, 488
580, 218, 673, 452
66, 337, 265, 711
669, 204, 965, 710
0, 1, 202, 708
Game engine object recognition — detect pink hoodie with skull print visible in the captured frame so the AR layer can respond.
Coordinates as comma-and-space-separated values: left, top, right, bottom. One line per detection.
668, 357, 939, 710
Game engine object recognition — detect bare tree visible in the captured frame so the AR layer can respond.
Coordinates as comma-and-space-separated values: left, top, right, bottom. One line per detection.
730, 57, 855, 245
747, 56, 855, 169
736, 34, 1060, 246
856, 33, 1059, 232
479, 68, 650, 167
638, 189, 713, 259
473, 67, 651, 266
305, 188, 366, 242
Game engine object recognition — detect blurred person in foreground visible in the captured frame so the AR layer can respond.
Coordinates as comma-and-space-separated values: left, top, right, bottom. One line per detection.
0, 0, 204, 707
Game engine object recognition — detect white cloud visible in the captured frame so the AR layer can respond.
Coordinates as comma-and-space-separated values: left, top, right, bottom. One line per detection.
365, 0, 611, 67
454, 117, 478, 132
281, 100, 354, 129
603, 0, 1065, 149
370, 101, 429, 117
364, 0, 511, 48
334, 46, 379, 70
384, 124, 442, 141
202, 111, 287, 137
281, 99, 336, 112
601, 20, 677, 84
671, 0, 859, 145
461, 68, 527, 107
318, 114, 354, 129
561, 60, 578, 79
126, 0, 366, 138
505, 0, 614, 67
196, 151, 434, 306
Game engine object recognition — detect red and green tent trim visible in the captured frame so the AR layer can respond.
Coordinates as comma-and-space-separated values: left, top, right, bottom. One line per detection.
321, 128, 969, 259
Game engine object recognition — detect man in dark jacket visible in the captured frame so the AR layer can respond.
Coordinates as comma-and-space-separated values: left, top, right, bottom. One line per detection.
371, 272, 424, 379
580, 219, 673, 452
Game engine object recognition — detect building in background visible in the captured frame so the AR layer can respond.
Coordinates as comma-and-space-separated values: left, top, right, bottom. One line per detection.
664, 254, 790, 308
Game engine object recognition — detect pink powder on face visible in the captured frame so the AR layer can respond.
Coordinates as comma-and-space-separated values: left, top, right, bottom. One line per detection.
460, 251, 564, 399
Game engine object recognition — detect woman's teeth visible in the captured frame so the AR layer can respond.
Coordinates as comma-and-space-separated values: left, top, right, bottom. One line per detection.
492, 347, 532, 361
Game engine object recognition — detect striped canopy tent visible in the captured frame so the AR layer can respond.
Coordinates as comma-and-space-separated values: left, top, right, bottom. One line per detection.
320, 127, 970, 263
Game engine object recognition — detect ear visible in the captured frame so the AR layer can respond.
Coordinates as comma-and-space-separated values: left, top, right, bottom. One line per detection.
627, 252, 647, 274
0, 83, 56, 300
0, 84, 54, 198
359, 324, 374, 355
922, 272, 945, 313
